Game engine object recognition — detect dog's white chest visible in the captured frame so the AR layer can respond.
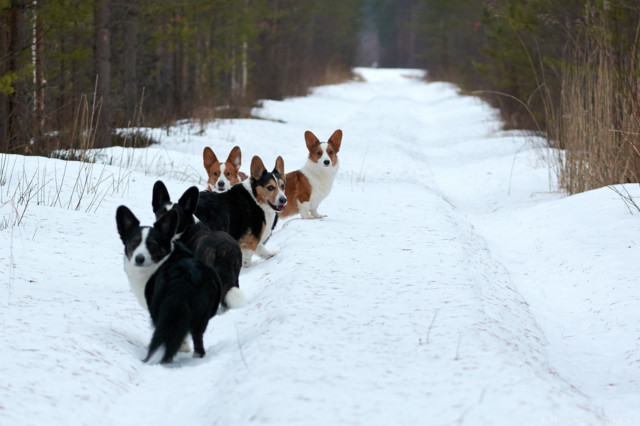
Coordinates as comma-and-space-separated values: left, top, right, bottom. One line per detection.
301, 162, 338, 206
261, 206, 276, 243
123, 257, 160, 310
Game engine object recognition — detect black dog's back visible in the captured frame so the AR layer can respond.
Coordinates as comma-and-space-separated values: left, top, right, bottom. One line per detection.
191, 226, 242, 308
181, 220, 243, 309
144, 242, 222, 363
195, 186, 266, 240
152, 181, 244, 309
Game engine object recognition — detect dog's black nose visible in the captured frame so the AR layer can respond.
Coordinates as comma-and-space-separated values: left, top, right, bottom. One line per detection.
135, 254, 145, 265
324, 159, 330, 166
279, 195, 287, 205
217, 181, 225, 188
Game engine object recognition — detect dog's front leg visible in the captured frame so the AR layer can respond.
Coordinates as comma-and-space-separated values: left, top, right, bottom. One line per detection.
179, 334, 192, 353
297, 201, 314, 219
255, 243, 275, 260
241, 249, 255, 268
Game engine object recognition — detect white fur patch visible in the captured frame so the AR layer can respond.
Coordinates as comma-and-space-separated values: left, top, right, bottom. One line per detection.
241, 180, 277, 244
123, 228, 172, 310
179, 336, 192, 353
224, 287, 247, 309
145, 344, 166, 364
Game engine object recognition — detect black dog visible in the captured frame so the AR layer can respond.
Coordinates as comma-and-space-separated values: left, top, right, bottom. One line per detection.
116, 205, 221, 363
151, 181, 245, 310
194, 155, 287, 266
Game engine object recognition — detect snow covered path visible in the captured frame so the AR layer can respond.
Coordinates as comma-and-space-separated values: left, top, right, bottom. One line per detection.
1, 68, 638, 425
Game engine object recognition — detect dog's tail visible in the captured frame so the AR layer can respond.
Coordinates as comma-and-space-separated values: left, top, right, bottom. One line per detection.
223, 286, 246, 309
144, 300, 191, 364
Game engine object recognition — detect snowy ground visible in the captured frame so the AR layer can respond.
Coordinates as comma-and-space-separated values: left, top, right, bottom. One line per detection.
1, 68, 638, 425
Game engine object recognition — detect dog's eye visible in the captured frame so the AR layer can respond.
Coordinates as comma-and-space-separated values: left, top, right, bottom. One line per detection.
328, 150, 334, 155
267, 185, 275, 191
225, 172, 231, 177
280, 183, 285, 190
213, 172, 219, 177
316, 151, 322, 156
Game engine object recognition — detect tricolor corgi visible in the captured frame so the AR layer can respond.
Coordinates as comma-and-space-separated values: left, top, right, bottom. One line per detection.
203, 146, 248, 192
280, 129, 342, 219
151, 180, 245, 310
195, 155, 287, 267
115, 205, 221, 363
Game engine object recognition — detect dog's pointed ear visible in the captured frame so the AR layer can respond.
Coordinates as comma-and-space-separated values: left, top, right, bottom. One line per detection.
274, 156, 285, 177
228, 146, 242, 168
178, 186, 200, 215
203, 147, 218, 171
154, 208, 178, 240
116, 205, 139, 240
250, 156, 266, 181
329, 129, 342, 152
152, 181, 171, 214
304, 131, 319, 152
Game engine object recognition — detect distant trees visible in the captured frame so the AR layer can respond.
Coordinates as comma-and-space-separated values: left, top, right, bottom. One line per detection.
5, 0, 638, 194
407, 0, 640, 193
366, 0, 424, 68
0, 0, 364, 154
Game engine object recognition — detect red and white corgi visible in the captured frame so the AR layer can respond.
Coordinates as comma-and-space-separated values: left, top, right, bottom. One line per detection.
280, 129, 342, 219
203, 146, 248, 192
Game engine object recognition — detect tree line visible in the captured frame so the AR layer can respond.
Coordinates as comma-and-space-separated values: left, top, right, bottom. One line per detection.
0, 0, 363, 153
3, 0, 639, 194
372, 0, 640, 193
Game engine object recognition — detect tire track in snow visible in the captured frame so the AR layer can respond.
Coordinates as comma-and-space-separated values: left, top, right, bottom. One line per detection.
103, 70, 596, 425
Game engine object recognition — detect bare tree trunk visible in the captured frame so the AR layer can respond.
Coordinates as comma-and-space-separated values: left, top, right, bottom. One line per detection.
241, 40, 248, 99
0, 14, 9, 152
9, 0, 29, 152
33, 1, 45, 140
123, 2, 137, 122
94, 0, 111, 148
172, 38, 183, 119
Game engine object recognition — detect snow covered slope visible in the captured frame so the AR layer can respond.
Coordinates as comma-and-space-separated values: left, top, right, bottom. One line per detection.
0, 68, 637, 425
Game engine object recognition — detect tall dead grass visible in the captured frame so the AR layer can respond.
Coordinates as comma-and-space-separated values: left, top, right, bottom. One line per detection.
0, 88, 145, 229
552, 13, 640, 195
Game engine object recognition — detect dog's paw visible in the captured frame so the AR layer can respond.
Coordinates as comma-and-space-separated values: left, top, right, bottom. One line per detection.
255, 244, 275, 260
258, 250, 275, 260
260, 251, 275, 260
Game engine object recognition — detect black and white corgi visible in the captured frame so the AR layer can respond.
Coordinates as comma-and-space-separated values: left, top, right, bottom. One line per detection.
116, 205, 221, 363
203, 146, 248, 192
280, 129, 342, 219
151, 180, 245, 310
195, 155, 287, 267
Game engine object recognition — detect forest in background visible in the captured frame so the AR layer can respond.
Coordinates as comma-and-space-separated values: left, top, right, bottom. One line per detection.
376, 0, 640, 194
0, 0, 363, 154
2, 0, 640, 194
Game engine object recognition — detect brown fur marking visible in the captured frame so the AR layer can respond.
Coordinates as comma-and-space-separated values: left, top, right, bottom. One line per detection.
281, 171, 311, 218
238, 231, 260, 251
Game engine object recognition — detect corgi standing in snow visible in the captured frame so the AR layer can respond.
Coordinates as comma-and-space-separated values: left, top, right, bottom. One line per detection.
280, 129, 342, 219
